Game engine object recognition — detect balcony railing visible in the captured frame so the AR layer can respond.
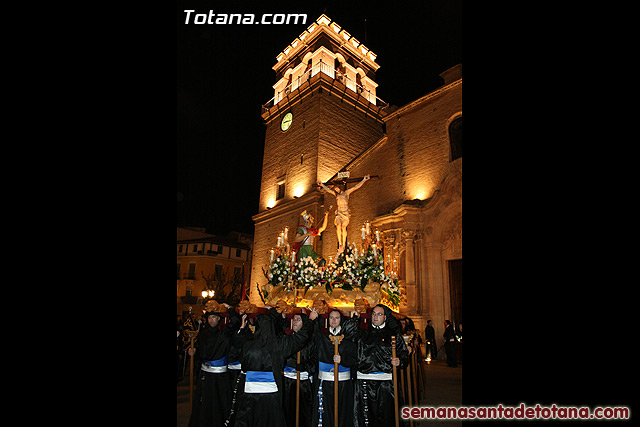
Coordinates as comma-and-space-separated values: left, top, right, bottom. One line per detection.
262, 60, 388, 114
177, 249, 220, 257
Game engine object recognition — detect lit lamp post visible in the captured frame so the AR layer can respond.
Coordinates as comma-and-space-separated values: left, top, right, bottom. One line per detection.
201, 288, 215, 301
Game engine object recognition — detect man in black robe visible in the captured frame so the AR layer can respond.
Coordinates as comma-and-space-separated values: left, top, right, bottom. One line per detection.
224, 338, 244, 427
282, 313, 317, 427
443, 320, 458, 367
346, 304, 409, 427
310, 309, 358, 427
424, 320, 437, 361
233, 309, 319, 427
188, 303, 240, 427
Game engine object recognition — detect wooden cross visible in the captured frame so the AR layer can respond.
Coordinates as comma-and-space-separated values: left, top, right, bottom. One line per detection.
318, 172, 379, 192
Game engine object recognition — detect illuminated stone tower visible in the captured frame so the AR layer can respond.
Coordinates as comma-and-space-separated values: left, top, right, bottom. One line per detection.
249, 14, 387, 305
247, 15, 464, 358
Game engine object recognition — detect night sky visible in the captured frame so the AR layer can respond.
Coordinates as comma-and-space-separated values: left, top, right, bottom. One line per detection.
177, 1, 461, 236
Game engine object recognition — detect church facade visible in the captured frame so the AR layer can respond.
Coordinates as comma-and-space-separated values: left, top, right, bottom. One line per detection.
249, 14, 461, 353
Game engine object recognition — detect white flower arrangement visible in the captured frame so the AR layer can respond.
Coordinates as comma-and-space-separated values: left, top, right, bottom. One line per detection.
263, 243, 403, 308
266, 253, 292, 287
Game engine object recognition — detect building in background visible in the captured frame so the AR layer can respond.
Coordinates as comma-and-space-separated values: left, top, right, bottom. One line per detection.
177, 227, 252, 317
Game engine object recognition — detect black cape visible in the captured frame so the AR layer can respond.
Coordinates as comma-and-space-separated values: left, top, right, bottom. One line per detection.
310, 316, 358, 427
424, 324, 437, 359
232, 312, 313, 427
443, 324, 458, 367
282, 314, 317, 427
345, 305, 409, 427
188, 311, 241, 427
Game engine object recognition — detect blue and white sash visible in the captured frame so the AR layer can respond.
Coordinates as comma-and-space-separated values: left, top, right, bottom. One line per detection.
244, 370, 278, 393
283, 365, 310, 381
318, 361, 351, 381
228, 360, 242, 370
201, 356, 228, 373
356, 370, 392, 381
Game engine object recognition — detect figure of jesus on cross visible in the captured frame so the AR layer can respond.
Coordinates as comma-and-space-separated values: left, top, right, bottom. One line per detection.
317, 174, 370, 253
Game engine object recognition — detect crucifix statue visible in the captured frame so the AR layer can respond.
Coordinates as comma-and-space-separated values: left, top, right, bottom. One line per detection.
317, 172, 376, 253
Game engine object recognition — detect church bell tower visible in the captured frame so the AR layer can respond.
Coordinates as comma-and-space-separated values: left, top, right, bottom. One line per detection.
250, 14, 387, 305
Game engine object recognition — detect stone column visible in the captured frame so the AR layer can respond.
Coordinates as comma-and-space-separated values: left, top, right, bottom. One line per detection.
403, 231, 416, 313
424, 241, 446, 358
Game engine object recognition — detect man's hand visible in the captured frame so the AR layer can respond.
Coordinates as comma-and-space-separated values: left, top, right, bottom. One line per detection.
391, 357, 400, 367
309, 309, 319, 321
240, 314, 247, 329
333, 354, 341, 364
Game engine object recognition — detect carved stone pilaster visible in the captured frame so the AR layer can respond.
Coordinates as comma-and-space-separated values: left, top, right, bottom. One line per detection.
441, 212, 462, 247
380, 227, 405, 261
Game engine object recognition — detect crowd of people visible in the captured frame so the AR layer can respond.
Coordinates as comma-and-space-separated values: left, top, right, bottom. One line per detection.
177, 302, 460, 427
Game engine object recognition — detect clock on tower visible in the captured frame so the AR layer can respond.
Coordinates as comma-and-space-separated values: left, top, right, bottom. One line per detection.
280, 112, 293, 131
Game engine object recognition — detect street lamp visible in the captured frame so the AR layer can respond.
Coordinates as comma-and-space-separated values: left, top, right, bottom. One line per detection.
201, 289, 215, 298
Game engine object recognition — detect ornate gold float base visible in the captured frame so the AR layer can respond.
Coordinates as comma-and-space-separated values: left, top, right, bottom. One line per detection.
264, 282, 397, 312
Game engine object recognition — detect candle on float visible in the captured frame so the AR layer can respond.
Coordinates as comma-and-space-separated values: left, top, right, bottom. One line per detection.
361, 226, 366, 240
365, 221, 370, 235
291, 251, 296, 264
393, 258, 397, 271
277, 235, 282, 247
354, 247, 358, 259
376, 230, 380, 243
284, 226, 289, 241
270, 249, 275, 263
372, 244, 377, 257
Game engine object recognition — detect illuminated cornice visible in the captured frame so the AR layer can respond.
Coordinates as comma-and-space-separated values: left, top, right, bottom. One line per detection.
273, 14, 379, 72
383, 78, 462, 122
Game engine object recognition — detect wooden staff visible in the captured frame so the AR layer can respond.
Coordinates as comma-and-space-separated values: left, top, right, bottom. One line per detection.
391, 336, 399, 427
187, 331, 197, 413
412, 342, 419, 404
399, 361, 405, 407
296, 351, 301, 427
329, 334, 344, 427
401, 335, 414, 427
406, 349, 414, 427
